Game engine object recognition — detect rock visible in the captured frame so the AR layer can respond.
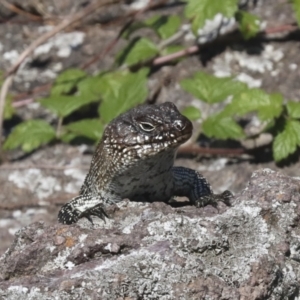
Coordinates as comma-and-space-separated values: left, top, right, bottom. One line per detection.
0, 169, 300, 299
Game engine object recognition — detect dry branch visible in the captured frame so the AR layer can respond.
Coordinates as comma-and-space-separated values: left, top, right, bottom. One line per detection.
1, 0, 43, 21
178, 144, 246, 156
6, 0, 121, 76
0, 0, 121, 152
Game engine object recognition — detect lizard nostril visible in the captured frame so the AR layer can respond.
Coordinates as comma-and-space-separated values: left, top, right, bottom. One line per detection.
174, 120, 185, 131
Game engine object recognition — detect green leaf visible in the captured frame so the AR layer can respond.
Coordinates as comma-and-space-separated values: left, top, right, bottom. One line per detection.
51, 69, 86, 96
76, 76, 104, 102
116, 37, 158, 66
291, 0, 300, 26
4, 120, 56, 152
273, 120, 300, 161
122, 21, 146, 39
236, 11, 260, 40
180, 72, 248, 103
181, 106, 201, 120
290, 120, 300, 143
60, 132, 77, 143
4, 95, 15, 120
184, 0, 239, 33
258, 93, 283, 120
145, 15, 181, 39
66, 119, 104, 141
145, 15, 166, 30
40, 94, 98, 118
99, 69, 149, 123
202, 113, 245, 139
124, 15, 181, 40
226, 89, 283, 120
158, 15, 181, 39
161, 45, 185, 56
286, 101, 300, 119
96, 72, 128, 100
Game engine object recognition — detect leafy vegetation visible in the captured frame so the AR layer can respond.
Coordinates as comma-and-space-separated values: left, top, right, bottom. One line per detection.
3, 0, 300, 163
292, 0, 300, 26
184, 0, 239, 34
4, 120, 56, 152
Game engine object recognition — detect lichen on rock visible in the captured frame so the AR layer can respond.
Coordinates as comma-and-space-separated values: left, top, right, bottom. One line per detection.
0, 169, 300, 299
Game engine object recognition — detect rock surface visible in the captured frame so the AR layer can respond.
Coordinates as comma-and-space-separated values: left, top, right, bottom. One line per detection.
0, 168, 300, 299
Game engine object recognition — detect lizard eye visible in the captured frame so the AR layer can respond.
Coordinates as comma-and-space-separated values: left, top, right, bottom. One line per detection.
139, 122, 155, 132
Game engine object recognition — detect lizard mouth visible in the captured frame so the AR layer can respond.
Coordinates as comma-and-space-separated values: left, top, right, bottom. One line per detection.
176, 133, 192, 144
177, 123, 193, 139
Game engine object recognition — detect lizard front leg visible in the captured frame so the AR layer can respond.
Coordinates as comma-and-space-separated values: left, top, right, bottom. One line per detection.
58, 194, 111, 224
171, 166, 233, 208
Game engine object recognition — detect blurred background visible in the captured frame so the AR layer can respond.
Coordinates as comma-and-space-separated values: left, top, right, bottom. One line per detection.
0, 0, 300, 254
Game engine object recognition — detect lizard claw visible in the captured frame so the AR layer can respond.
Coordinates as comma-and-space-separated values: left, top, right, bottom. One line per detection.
219, 190, 233, 206
81, 204, 110, 225
58, 202, 109, 225
194, 190, 233, 209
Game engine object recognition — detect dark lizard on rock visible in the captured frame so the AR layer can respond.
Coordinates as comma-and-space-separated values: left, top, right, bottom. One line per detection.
58, 102, 232, 224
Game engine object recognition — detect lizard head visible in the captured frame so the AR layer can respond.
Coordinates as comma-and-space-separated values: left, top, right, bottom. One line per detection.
102, 102, 193, 159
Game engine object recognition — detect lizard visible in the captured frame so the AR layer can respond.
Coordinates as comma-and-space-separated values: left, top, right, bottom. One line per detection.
58, 102, 233, 224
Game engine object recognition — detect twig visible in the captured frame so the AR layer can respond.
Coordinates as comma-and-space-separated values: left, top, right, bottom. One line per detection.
178, 144, 247, 157
0, 203, 50, 210
81, 0, 167, 70
12, 98, 34, 108
153, 45, 199, 65
0, 0, 121, 154
56, 117, 63, 138
81, 18, 135, 70
0, 164, 89, 170
6, 0, 121, 76
152, 22, 299, 66
11, 0, 167, 102
158, 30, 185, 50
1, 0, 43, 21
0, 75, 14, 151
264, 24, 298, 35
10, 21, 300, 107
0, 194, 76, 209
0, 19, 43, 24
13, 83, 52, 101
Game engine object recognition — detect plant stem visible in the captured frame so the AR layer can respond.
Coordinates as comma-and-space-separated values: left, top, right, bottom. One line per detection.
56, 117, 63, 138
0, 75, 14, 153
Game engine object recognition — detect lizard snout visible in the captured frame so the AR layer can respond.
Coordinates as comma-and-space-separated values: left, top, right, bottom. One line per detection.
173, 117, 193, 134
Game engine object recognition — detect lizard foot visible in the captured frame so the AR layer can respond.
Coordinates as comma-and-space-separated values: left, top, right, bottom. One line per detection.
194, 190, 233, 208
80, 203, 110, 225
58, 203, 81, 224
58, 202, 109, 225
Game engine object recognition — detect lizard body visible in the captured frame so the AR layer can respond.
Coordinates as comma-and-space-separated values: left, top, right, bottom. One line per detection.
58, 102, 232, 224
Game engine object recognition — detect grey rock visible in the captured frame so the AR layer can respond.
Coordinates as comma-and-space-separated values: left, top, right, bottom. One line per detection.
0, 168, 300, 299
